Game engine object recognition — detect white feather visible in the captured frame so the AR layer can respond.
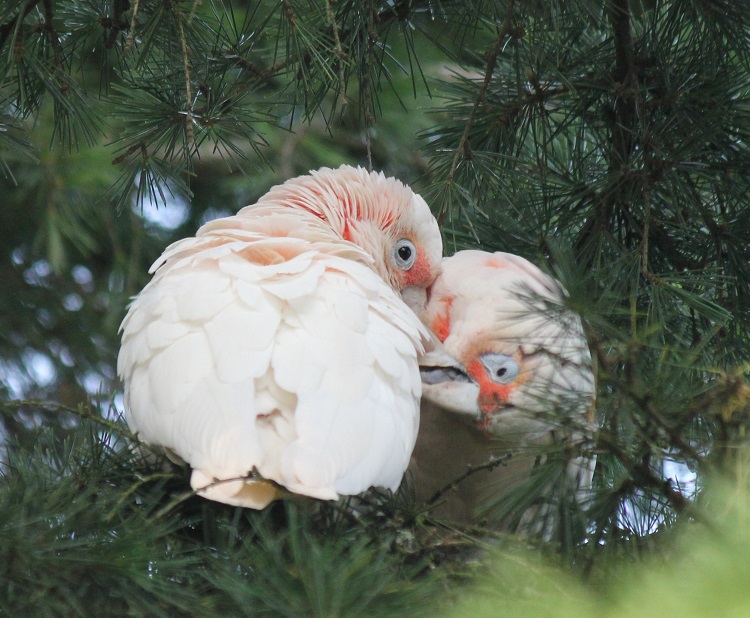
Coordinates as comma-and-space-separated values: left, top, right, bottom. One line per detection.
118, 165, 441, 508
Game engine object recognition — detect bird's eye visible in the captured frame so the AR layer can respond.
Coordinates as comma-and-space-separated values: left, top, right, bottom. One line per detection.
391, 238, 417, 270
480, 353, 520, 385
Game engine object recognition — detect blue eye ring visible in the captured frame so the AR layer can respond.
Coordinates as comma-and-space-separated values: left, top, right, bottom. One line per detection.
480, 353, 520, 384
392, 238, 417, 270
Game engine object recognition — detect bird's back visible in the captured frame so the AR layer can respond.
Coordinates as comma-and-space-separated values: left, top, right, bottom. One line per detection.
118, 209, 426, 508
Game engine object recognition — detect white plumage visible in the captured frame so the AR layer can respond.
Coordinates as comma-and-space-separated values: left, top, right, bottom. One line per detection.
410, 250, 596, 531
118, 166, 442, 508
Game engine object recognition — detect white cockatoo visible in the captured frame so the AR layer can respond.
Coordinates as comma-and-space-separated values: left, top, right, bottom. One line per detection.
410, 250, 596, 532
117, 165, 442, 509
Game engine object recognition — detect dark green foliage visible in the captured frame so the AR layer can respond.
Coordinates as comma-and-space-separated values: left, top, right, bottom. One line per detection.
3, 0, 750, 613
0, 411, 444, 617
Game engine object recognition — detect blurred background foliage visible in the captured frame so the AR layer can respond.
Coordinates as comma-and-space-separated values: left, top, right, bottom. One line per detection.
2, 0, 750, 614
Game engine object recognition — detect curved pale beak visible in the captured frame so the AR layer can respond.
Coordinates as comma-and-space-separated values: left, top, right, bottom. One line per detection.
401, 285, 428, 314
419, 348, 481, 419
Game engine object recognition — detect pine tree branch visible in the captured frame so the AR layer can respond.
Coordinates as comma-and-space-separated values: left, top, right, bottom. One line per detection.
41, 0, 66, 92
628, 390, 704, 465
1, 399, 131, 437
124, 0, 141, 52
186, 0, 201, 25
592, 338, 705, 467
363, 0, 378, 170
111, 141, 148, 166
281, 0, 295, 27
439, 0, 516, 224
576, 0, 645, 260
455, 1, 516, 171
102, 0, 130, 50
610, 0, 638, 162
173, 4, 196, 150
0, 0, 40, 51
232, 56, 292, 79
596, 427, 699, 520
325, 0, 347, 112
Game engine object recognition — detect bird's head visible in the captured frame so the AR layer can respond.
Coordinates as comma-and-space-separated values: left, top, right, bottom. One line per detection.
254, 165, 443, 299
418, 250, 595, 441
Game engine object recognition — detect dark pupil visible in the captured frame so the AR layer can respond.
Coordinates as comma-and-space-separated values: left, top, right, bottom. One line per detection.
496, 367, 507, 377
398, 245, 412, 261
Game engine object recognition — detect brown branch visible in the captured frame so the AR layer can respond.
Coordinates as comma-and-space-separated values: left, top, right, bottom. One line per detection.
186, 0, 202, 26
282, 0, 295, 28
639, 180, 664, 284
575, 0, 643, 261
172, 4, 195, 150
102, 0, 130, 49
111, 141, 148, 166
124, 0, 141, 52
610, 0, 638, 163
234, 57, 291, 80
592, 336, 704, 465
628, 388, 704, 465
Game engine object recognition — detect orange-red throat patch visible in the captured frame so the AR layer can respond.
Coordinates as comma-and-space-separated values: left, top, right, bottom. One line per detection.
430, 295, 454, 343
401, 246, 433, 288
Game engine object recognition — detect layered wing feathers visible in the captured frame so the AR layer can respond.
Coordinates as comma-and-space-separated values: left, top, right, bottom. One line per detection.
118, 233, 426, 508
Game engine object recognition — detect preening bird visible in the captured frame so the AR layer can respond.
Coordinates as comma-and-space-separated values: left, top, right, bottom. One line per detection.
410, 250, 596, 532
118, 165, 442, 509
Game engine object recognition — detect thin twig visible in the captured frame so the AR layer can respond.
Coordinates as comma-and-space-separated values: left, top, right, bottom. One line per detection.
101, 0, 129, 49
186, 0, 202, 26
439, 0, 516, 224
448, 2, 515, 180
104, 471, 178, 522
629, 387, 705, 463
362, 0, 379, 170
2, 399, 131, 437
325, 0, 348, 113
640, 188, 652, 277
596, 430, 701, 518
281, 0, 295, 27
426, 452, 514, 506
153, 470, 283, 519
124, 0, 140, 52
111, 141, 147, 166
234, 57, 291, 80
174, 6, 195, 150
41, 0, 66, 91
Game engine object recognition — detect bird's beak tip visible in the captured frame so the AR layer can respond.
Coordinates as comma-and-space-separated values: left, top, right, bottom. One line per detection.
419, 351, 481, 418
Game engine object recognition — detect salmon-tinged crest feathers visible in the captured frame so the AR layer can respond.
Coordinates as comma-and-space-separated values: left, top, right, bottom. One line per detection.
257, 166, 408, 231
250, 165, 442, 290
